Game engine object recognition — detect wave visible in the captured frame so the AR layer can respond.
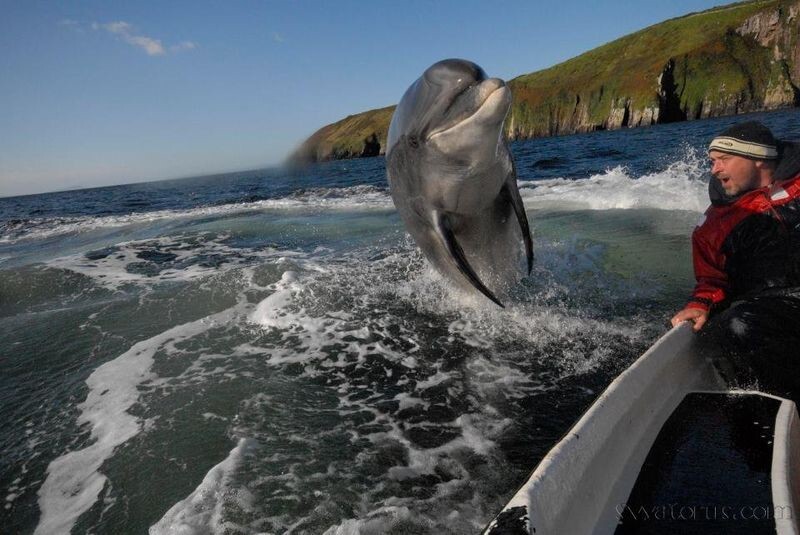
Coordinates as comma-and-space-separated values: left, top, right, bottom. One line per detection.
1, 149, 712, 245
34, 302, 247, 535
0, 185, 394, 244
149, 438, 252, 535
45, 233, 297, 291
519, 148, 710, 212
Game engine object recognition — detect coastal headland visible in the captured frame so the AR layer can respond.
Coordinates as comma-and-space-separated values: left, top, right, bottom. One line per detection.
291, 0, 800, 163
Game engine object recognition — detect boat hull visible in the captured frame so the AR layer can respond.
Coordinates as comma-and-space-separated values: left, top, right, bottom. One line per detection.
484, 324, 800, 534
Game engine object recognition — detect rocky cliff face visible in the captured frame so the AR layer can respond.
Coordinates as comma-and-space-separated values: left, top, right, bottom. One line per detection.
292, 0, 800, 163
736, 1, 800, 108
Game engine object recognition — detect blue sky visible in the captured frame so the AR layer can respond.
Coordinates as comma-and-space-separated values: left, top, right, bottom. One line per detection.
1, 0, 728, 197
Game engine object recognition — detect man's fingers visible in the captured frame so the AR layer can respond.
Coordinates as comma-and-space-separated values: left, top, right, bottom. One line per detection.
693, 314, 707, 331
671, 310, 691, 326
670, 308, 708, 331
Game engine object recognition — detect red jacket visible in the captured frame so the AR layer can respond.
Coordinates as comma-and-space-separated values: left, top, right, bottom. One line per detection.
689, 173, 800, 311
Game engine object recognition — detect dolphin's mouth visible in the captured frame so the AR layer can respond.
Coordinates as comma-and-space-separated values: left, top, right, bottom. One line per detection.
427, 79, 509, 140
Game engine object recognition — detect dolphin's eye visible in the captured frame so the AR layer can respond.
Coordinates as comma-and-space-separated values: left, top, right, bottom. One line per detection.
408, 135, 419, 149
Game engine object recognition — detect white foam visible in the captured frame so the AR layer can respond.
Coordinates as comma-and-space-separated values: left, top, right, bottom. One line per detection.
248, 238, 644, 381
327, 405, 512, 532
165, 241, 648, 533
323, 506, 416, 535
249, 269, 410, 368
45, 233, 301, 291
394, 393, 428, 411
149, 438, 251, 535
520, 151, 709, 212
415, 371, 453, 390
465, 355, 552, 399
34, 305, 242, 535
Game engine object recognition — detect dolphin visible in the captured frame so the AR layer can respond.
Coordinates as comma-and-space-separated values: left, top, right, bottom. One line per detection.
386, 59, 533, 307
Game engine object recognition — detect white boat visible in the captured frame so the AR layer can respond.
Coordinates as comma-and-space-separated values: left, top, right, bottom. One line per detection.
483, 322, 800, 534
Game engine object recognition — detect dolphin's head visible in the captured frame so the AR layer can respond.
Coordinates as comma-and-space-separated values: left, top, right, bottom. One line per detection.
387, 59, 512, 214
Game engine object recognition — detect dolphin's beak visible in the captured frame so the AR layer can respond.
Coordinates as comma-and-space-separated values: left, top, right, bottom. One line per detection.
427, 80, 509, 141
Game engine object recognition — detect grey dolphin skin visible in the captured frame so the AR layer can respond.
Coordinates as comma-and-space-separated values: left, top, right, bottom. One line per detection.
386, 59, 533, 307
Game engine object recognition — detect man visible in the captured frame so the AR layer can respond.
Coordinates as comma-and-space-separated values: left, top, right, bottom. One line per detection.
671, 120, 800, 398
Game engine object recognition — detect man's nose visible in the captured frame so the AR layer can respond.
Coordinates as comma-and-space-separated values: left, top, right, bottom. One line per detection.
711, 161, 722, 175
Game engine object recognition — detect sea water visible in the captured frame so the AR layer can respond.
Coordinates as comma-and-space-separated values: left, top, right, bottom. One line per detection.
2, 109, 799, 534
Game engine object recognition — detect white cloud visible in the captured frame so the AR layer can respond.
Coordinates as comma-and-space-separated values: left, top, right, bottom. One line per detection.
127, 35, 166, 56
102, 21, 134, 35
95, 20, 165, 56
170, 41, 197, 53
272, 32, 284, 43
75, 20, 195, 57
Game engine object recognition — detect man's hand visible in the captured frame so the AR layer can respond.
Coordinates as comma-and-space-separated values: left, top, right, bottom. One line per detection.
670, 307, 709, 332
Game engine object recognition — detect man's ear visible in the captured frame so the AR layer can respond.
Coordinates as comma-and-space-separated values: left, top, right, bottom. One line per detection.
754, 159, 777, 171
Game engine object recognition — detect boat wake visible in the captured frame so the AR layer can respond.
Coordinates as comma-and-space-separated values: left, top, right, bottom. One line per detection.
31, 234, 654, 534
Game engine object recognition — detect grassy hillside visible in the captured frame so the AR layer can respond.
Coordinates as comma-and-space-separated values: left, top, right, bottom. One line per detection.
289, 106, 395, 164
505, 0, 789, 136
292, 0, 799, 162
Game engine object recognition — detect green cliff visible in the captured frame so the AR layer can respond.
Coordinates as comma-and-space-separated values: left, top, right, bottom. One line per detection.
292, 0, 800, 162
289, 105, 395, 163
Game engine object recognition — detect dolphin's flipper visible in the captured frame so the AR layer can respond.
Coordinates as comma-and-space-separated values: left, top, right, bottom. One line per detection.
434, 211, 505, 308
504, 164, 534, 275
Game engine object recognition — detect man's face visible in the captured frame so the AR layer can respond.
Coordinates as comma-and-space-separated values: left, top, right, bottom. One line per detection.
709, 150, 762, 196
